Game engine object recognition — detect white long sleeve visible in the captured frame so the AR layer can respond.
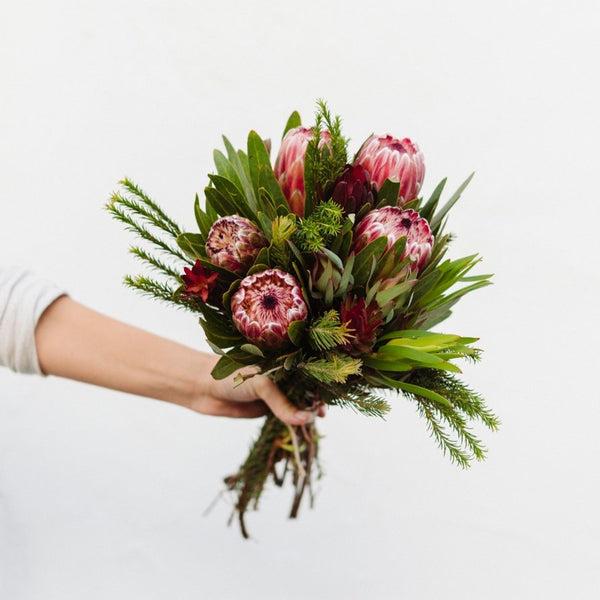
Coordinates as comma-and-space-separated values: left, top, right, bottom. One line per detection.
0, 268, 66, 375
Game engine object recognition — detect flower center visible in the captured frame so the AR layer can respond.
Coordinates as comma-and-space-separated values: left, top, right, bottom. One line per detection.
261, 293, 278, 310
401, 218, 412, 229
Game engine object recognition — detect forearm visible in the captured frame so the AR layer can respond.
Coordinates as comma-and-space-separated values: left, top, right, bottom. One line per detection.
35, 296, 214, 407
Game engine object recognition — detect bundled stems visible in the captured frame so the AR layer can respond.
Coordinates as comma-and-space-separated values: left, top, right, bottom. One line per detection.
224, 383, 320, 538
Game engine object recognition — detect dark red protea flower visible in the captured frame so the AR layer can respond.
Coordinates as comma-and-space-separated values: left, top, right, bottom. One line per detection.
181, 260, 219, 302
340, 295, 384, 355
331, 164, 376, 215
355, 134, 425, 205
205, 215, 267, 275
231, 268, 308, 349
274, 126, 331, 217
353, 207, 434, 272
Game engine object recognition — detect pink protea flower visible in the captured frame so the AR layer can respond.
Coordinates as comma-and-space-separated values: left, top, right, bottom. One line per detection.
353, 207, 434, 272
205, 215, 267, 275
355, 134, 425, 205
274, 126, 331, 217
231, 268, 308, 348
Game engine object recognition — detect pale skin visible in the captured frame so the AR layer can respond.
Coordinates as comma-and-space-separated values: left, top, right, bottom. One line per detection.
35, 296, 324, 425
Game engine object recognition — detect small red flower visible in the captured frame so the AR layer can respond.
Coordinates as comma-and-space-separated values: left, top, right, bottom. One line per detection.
181, 260, 218, 302
340, 296, 384, 355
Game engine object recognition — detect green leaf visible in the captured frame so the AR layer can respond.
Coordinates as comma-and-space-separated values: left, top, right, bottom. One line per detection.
240, 343, 265, 357
386, 333, 462, 348
282, 111, 301, 138
253, 246, 270, 268
247, 130, 288, 212
375, 279, 415, 308
376, 179, 400, 208
460, 273, 494, 282
247, 263, 269, 276
221, 136, 258, 211
352, 236, 388, 287
221, 278, 241, 310
372, 372, 453, 407
201, 325, 244, 349
378, 329, 435, 340
428, 280, 492, 310
287, 319, 306, 346
376, 345, 462, 373
419, 177, 447, 221
176, 233, 204, 259
363, 357, 413, 372
257, 211, 274, 240
208, 174, 256, 221
430, 172, 475, 233
194, 194, 212, 239
211, 354, 244, 380
287, 240, 307, 269
213, 149, 242, 188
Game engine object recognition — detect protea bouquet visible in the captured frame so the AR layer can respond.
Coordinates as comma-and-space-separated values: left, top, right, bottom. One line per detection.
107, 100, 498, 537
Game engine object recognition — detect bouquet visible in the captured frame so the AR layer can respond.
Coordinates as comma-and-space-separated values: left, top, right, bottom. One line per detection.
107, 100, 498, 537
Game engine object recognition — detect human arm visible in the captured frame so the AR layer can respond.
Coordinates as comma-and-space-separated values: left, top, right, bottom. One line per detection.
34, 296, 318, 425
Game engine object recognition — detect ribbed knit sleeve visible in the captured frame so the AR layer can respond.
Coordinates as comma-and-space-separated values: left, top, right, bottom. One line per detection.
0, 268, 66, 375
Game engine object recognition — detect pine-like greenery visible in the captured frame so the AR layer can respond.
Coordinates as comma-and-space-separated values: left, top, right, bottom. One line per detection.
404, 369, 499, 467
300, 353, 362, 384
325, 385, 391, 418
308, 310, 354, 351
294, 200, 343, 252
303, 99, 349, 216
106, 180, 192, 309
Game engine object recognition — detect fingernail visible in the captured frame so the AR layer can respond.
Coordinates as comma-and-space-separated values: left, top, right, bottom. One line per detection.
294, 411, 313, 423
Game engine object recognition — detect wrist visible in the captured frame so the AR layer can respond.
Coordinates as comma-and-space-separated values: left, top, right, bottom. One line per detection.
170, 351, 217, 409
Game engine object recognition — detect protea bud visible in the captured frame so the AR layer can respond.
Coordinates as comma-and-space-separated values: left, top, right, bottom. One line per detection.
231, 268, 308, 348
310, 250, 352, 305
355, 134, 425, 205
274, 126, 331, 217
331, 164, 376, 215
181, 260, 219, 302
205, 215, 267, 275
353, 207, 434, 273
340, 296, 383, 355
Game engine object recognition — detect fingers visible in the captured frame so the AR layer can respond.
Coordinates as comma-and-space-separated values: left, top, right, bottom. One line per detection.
198, 397, 270, 419
252, 376, 314, 426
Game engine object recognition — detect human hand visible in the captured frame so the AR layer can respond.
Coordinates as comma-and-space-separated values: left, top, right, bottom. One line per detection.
190, 362, 326, 425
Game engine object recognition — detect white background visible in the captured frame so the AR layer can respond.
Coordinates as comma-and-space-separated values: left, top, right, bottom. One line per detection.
1, 1, 599, 598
